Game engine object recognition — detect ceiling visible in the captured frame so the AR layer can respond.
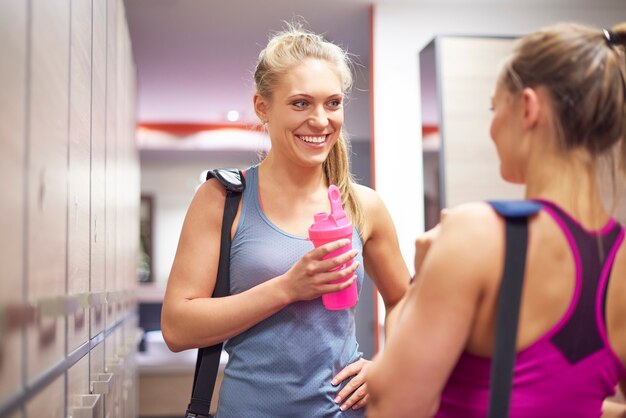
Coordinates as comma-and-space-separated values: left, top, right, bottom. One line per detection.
124, 0, 625, 148
124, 0, 372, 132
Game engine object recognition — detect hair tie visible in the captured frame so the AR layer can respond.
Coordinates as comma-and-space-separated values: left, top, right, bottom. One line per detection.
602, 28, 620, 46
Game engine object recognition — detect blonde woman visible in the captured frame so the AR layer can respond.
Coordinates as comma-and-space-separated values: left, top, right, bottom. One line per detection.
162, 25, 409, 418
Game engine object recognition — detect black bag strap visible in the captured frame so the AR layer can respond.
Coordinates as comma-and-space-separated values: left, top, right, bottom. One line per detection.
185, 168, 245, 418
487, 200, 541, 418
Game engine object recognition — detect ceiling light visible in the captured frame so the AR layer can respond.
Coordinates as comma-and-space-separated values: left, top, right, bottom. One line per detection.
226, 110, 240, 122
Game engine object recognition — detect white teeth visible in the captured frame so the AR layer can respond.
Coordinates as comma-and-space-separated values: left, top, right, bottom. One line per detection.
299, 135, 327, 143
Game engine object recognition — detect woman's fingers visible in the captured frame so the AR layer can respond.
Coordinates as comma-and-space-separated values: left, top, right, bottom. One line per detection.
311, 238, 352, 258
317, 248, 359, 272
332, 358, 371, 411
342, 385, 369, 411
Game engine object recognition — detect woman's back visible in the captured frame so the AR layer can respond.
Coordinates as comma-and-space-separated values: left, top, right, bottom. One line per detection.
436, 199, 626, 418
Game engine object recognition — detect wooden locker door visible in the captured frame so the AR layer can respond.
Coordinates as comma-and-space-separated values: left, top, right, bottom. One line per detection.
91, 0, 107, 339
90, 341, 106, 377
105, 0, 119, 331
26, 0, 70, 382
104, 329, 121, 418
67, 0, 93, 353
67, 355, 105, 418
0, 0, 27, 404
25, 376, 64, 418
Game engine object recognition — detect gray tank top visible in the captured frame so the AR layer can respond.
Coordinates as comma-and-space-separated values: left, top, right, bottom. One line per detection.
216, 165, 365, 418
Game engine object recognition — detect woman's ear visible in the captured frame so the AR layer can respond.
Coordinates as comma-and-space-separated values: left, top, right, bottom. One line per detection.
253, 93, 269, 123
521, 87, 540, 130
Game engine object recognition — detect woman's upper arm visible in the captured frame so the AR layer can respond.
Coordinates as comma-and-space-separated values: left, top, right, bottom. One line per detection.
368, 204, 499, 415
163, 179, 225, 311
357, 185, 410, 308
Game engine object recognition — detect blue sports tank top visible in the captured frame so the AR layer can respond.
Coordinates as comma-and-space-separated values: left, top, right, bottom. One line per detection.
216, 165, 366, 418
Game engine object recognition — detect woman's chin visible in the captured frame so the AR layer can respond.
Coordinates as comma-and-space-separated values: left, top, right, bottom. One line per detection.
500, 168, 525, 185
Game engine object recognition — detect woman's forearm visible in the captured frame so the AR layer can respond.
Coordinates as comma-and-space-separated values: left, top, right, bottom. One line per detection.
383, 295, 406, 339
161, 275, 290, 352
602, 400, 626, 418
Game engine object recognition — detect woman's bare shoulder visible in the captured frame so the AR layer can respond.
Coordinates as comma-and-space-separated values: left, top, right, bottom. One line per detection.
431, 202, 505, 274
353, 183, 378, 205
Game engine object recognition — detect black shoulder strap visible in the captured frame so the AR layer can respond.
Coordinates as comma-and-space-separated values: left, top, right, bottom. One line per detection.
205, 168, 246, 193
185, 168, 244, 418
487, 200, 541, 418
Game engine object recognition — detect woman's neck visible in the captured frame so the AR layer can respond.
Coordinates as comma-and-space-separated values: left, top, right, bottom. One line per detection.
258, 153, 327, 197
524, 146, 609, 227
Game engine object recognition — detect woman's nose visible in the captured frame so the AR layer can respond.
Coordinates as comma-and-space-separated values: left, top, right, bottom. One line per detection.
307, 106, 329, 128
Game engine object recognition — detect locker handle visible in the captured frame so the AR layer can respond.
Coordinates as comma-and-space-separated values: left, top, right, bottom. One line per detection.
37, 296, 65, 318
78, 293, 91, 309
88, 292, 107, 308
68, 393, 101, 418
90, 372, 114, 395
64, 295, 79, 316
0, 303, 36, 338
106, 291, 118, 303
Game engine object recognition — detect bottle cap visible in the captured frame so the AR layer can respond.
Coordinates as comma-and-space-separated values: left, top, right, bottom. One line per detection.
308, 185, 353, 240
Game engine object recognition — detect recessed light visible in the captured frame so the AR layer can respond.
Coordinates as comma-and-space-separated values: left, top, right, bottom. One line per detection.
226, 110, 240, 122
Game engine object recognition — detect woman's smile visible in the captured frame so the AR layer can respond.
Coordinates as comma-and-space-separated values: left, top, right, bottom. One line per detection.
295, 133, 332, 146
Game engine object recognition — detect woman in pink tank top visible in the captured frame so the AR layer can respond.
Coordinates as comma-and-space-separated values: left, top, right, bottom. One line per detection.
367, 22, 626, 418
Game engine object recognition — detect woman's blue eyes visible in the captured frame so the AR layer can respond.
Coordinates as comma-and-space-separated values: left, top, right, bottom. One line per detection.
290, 100, 342, 109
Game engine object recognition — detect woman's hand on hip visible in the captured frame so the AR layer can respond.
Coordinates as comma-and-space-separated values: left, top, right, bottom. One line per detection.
332, 357, 371, 411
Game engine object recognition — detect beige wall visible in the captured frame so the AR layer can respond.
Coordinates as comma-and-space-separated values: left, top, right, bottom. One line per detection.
0, 0, 140, 416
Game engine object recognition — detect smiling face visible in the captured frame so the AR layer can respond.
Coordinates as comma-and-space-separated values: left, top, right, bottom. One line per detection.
255, 58, 344, 168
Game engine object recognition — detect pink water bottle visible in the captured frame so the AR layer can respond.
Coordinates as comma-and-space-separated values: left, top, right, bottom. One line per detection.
308, 185, 358, 310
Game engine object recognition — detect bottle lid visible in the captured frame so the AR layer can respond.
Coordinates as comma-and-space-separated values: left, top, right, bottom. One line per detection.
308, 185, 353, 239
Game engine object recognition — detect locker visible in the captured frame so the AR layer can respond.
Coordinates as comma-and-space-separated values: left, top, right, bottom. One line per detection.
105, 0, 120, 330
90, 0, 108, 339
90, 340, 109, 418
0, 0, 27, 403
104, 328, 122, 418
25, 376, 64, 418
67, 355, 97, 417
67, 0, 93, 353
26, 0, 70, 382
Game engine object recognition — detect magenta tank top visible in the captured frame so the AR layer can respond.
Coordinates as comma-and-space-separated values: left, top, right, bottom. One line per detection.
435, 200, 626, 418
